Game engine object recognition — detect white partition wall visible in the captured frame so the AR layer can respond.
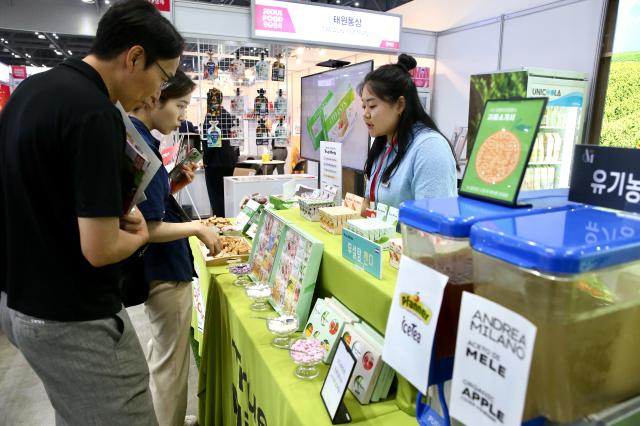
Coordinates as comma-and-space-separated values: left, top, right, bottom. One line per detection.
501, 0, 606, 75
431, 22, 501, 141
427, 0, 606, 143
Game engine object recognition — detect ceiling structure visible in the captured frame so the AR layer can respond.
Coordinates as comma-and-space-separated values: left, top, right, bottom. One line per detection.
0, 29, 93, 68
0, 0, 411, 68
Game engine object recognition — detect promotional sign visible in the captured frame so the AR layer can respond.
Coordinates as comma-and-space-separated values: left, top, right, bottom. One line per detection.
381, 256, 448, 393
320, 141, 342, 203
569, 144, 640, 213
342, 228, 382, 279
320, 338, 357, 424
460, 98, 547, 206
252, 0, 401, 52
450, 292, 537, 426
0, 84, 10, 113
410, 67, 430, 88
11, 65, 27, 80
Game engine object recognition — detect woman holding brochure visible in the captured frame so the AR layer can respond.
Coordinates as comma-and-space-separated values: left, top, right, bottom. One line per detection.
360, 54, 457, 209
129, 69, 221, 426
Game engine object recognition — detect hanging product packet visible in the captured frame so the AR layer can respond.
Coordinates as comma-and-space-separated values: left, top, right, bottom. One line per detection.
272, 56, 285, 82
229, 119, 244, 147
256, 119, 270, 146
229, 53, 245, 82
274, 89, 287, 116
273, 120, 288, 148
254, 89, 269, 116
255, 53, 269, 82
207, 120, 222, 149
230, 88, 245, 115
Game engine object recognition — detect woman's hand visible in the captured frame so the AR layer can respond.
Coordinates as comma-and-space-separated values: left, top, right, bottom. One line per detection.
170, 162, 197, 194
196, 224, 222, 257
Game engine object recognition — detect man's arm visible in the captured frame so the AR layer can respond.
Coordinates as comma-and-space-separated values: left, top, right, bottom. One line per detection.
78, 209, 148, 267
146, 220, 221, 255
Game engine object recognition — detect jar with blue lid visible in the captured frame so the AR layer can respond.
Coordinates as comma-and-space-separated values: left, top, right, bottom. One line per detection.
398, 189, 582, 360
470, 208, 640, 422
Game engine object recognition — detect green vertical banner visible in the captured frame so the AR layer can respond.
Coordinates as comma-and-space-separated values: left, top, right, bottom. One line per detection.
460, 98, 547, 206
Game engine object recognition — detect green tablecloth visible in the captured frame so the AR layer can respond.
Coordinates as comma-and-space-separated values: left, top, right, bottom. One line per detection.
195, 209, 419, 426
190, 238, 234, 356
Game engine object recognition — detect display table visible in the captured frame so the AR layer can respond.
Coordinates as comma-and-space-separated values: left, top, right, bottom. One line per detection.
194, 208, 418, 426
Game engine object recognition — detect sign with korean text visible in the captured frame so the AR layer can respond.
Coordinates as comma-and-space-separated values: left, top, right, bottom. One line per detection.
11, 65, 27, 80
569, 144, 640, 213
382, 256, 448, 394
252, 0, 401, 52
460, 98, 547, 206
450, 293, 537, 426
320, 141, 342, 203
341, 228, 382, 279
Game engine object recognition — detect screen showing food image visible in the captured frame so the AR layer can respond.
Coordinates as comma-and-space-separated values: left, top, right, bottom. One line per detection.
300, 61, 373, 171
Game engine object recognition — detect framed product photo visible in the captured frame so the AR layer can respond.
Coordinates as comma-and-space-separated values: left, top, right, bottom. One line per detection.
459, 98, 547, 207
269, 225, 324, 329
248, 209, 287, 283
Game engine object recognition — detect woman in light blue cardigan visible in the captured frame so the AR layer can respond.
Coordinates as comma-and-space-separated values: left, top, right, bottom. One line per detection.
361, 54, 457, 209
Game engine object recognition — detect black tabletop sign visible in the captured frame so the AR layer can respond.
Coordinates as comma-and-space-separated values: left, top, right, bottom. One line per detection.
569, 144, 640, 213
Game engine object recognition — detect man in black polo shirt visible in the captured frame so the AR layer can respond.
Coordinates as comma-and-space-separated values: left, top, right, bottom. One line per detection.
0, 1, 183, 424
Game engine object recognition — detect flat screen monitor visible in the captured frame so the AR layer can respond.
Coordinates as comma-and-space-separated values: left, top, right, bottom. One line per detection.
300, 60, 373, 171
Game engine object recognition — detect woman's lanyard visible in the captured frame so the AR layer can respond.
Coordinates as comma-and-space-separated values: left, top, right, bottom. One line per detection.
369, 139, 396, 204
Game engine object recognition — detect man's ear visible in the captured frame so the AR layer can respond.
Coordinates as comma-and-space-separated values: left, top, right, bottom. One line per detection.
125, 45, 145, 73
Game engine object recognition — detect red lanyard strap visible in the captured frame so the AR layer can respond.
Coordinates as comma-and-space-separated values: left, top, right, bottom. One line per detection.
369, 144, 394, 203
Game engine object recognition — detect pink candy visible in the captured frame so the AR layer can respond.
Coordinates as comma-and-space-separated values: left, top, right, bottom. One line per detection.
290, 339, 324, 364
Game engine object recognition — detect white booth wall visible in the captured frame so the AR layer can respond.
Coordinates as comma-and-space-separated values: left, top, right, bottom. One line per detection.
421, 0, 607, 143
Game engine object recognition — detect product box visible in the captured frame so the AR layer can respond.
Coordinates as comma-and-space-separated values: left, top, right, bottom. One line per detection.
344, 218, 395, 246
374, 202, 389, 221
248, 210, 286, 283
385, 206, 399, 228
342, 323, 384, 405
304, 298, 360, 363
344, 193, 368, 217
319, 206, 360, 235
389, 238, 403, 269
269, 225, 324, 330
299, 198, 336, 222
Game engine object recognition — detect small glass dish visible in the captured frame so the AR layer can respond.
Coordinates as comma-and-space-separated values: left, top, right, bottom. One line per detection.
289, 337, 324, 380
244, 282, 271, 311
228, 262, 252, 287
266, 315, 299, 349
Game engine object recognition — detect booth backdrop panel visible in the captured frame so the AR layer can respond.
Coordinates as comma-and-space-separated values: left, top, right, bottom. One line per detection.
0, 0, 100, 35
432, 23, 501, 141
501, 0, 605, 78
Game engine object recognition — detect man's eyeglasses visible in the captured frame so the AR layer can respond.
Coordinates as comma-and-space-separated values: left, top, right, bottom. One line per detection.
156, 62, 173, 91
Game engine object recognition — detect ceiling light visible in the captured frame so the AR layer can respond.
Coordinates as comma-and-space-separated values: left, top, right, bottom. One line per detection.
296, 47, 304, 55
52, 33, 57, 37
35, 32, 39, 35
38, 35, 45, 39
4, 40, 8, 44
336, 0, 340, 3
319, 49, 326, 56
54, 35, 59, 40
82, 0, 95, 3
15, 55, 21, 58
354, 2, 359, 6
26, 54, 31, 58
54, 50, 62, 56
105, 0, 110, 3
68, 50, 73, 55
0, 38, 4, 42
